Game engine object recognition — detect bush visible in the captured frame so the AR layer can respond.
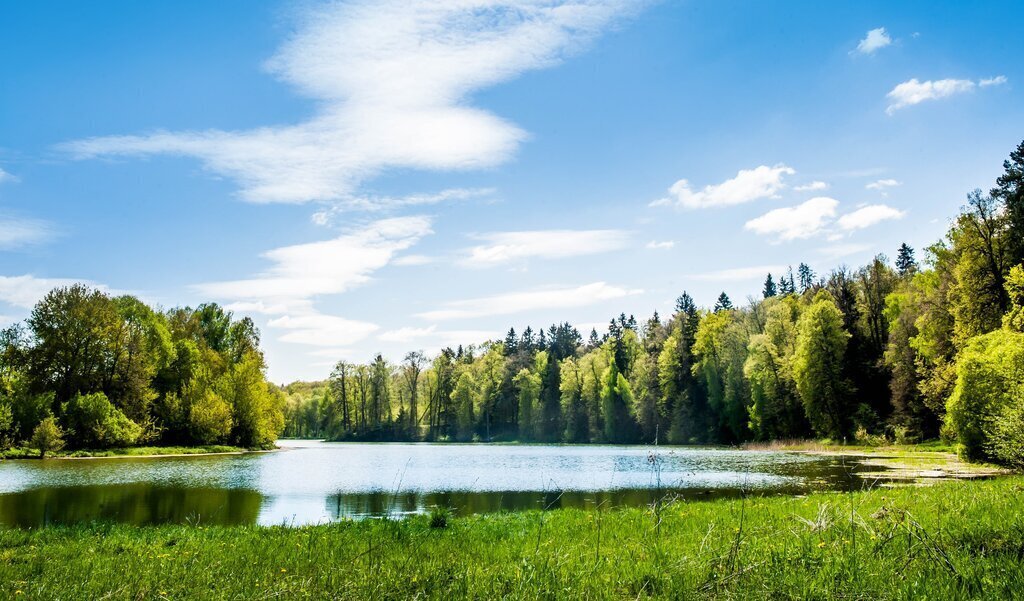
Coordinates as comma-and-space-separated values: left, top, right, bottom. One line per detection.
945, 329, 1024, 462
62, 392, 143, 448
30, 416, 65, 457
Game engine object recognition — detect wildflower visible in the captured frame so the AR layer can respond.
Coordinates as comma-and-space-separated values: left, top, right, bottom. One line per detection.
817, 541, 826, 548
281, 568, 288, 573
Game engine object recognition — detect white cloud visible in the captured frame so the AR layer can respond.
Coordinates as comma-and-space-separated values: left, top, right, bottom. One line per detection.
744, 197, 839, 242
0, 168, 17, 184
866, 178, 901, 190
461, 229, 630, 267
0, 215, 55, 249
651, 164, 795, 209
0, 275, 109, 309
61, 1, 639, 205
417, 282, 642, 321
195, 216, 432, 304
692, 265, 785, 282
885, 76, 1005, 114
818, 242, 872, 260
855, 27, 892, 55
794, 181, 828, 192
645, 240, 674, 250
837, 204, 906, 230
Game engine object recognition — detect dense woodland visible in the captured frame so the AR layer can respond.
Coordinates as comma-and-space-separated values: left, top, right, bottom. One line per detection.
0, 289, 284, 454
280, 140, 1024, 468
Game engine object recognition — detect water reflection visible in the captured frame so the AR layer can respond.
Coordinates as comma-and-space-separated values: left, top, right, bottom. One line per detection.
0, 441, 893, 527
0, 485, 262, 527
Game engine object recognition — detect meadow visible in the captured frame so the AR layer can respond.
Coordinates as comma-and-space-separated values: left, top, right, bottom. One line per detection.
2, 475, 1022, 599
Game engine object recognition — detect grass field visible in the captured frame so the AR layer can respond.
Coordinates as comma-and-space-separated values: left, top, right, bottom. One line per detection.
2, 475, 1022, 599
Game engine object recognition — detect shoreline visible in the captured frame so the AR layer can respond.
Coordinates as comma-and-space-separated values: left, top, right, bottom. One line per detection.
1, 446, 280, 461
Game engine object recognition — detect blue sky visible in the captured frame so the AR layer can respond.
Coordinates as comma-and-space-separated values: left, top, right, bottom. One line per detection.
1, 0, 1021, 382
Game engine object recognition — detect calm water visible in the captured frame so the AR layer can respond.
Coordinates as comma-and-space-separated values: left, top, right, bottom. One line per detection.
0, 440, 889, 527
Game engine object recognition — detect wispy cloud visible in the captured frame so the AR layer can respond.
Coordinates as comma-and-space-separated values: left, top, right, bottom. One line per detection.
691, 265, 784, 282
866, 178, 901, 191
417, 282, 642, 321
651, 164, 794, 209
0, 215, 56, 249
645, 240, 674, 250
744, 197, 839, 241
392, 254, 436, 267
0, 168, 17, 184
855, 27, 892, 55
61, 1, 641, 205
794, 181, 828, 192
195, 216, 432, 304
461, 229, 630, 267
886, 76, 1005, 114
311, 187, 494, 225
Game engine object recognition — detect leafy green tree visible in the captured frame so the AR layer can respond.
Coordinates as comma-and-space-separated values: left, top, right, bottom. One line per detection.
62, 392, 142, 448
945, 329, 1024, 462
793, 291, 854, 439
559, 357, 589, 443
1003, 264, 1024, 333
600, 361, 636, 443
30, 416, 64, 458
451, 371, 476, 441
535, 350, 562, 442
745, 297, 806, 439
694, 310, 750, 442
513, 368, 540, 440
948, 190, 1011, 347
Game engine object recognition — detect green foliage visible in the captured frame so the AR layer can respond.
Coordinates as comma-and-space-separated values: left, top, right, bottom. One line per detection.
945, 329, 1024, 462
1004, 264, 1024, 332
600, 362, 636, 443
29, 416, 64, 458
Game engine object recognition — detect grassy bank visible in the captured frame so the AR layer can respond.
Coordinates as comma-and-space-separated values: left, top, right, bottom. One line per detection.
2, 477, 1023, 599
0, 444, 253, 460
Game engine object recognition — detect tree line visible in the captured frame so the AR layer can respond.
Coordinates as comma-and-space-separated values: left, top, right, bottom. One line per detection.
0, 286, 285, 454
282, 140, 1024, 467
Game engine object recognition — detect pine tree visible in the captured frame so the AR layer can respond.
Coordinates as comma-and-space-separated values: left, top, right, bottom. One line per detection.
588, 328, 600, 348
714, 292, 733, 312
991, 139, 1024, 266
797, 263, 815, 292
762, 274, 777, 298
504, 328, 518, 354
895, 243, 917, 277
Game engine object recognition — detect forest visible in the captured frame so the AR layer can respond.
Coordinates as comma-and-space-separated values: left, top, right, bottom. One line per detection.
3, 141, 1024, 466
0, 288, 284, 454
280, 140, 1024, 468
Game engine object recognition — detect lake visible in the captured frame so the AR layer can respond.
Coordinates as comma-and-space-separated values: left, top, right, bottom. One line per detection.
0, 440, 890, 527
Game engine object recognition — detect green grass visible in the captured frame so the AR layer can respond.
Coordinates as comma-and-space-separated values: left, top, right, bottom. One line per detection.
2, 477, 1023, 599
0, 445, 251, 460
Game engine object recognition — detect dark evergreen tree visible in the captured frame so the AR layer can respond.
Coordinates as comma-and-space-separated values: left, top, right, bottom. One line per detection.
714, 292, 733, 312
762, 274, 777, 298
895, 243, 917, 277
504, 328, 518, 354
797, 263, 815, 292
991, 139, 1024, 266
